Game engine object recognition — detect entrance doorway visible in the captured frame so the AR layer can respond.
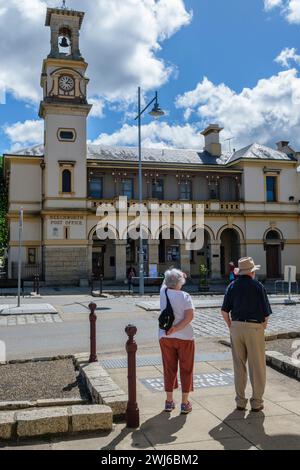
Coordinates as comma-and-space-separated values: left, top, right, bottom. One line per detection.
265, 230, 281, 278
266, 245, 280, 278
92, 250, 104, 278
92, 230, 116, 280
220, 228, 240, 277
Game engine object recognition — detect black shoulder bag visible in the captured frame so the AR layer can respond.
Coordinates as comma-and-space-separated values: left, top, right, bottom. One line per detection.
159, 288, 175, 331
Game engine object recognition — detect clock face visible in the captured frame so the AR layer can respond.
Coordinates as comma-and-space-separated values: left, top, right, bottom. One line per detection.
59, 75, 75, 92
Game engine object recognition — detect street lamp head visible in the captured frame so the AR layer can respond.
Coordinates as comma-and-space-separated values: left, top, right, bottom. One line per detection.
149, 102, 165, 118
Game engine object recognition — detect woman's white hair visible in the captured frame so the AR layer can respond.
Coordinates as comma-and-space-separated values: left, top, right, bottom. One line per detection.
164, 268, 186, 289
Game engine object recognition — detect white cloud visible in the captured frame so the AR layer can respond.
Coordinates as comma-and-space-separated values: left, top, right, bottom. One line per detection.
286, 0, 300, 22
264, 0, 300, 23
90, 121, 203, 149
0, 0, 191, 105
3, 119, 43, 150
89, 97, 105, 118
275, 47, 300, 67
176, 69, 300, 149
264, 0, 283, 11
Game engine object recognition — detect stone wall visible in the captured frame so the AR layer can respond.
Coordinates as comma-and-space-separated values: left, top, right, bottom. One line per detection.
44, 246, 90, 285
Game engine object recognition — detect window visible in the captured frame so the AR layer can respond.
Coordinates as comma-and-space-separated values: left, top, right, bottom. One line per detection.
62, 169, 72, 193
121, 179, 134, 199
28, 248, 37, 265
126, 239, 135, 263
180, 181, 192, 200
159, 236, 166, 263
89, 177, 103, 199
167, 245, 180, 262
219, 177, 237, 201
58, 129, 76, 142
266, 176, 277, 202
152, 178, 164, 199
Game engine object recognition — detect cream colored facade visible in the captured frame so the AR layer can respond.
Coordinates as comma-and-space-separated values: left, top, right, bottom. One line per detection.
3, 6, 300, 285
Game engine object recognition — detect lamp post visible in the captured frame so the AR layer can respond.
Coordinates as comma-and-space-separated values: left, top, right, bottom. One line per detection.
135, 88, 165, 295
17, 207, 23, 308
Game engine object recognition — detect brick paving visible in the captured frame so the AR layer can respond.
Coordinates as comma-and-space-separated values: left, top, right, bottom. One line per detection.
0, 314, 62, 327
192, 305, 300, 338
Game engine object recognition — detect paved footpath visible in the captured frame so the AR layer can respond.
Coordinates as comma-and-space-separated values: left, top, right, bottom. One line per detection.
2, 342, 300, 450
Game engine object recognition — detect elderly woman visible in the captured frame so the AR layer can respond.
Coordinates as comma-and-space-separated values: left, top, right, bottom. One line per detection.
159, 269, 195, 414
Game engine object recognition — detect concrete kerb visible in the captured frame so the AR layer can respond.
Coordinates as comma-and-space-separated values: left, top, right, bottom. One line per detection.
0, 304, 58, 316
219, 331, 300, 381
0, 405, 113, 441
74, 354, 127, 421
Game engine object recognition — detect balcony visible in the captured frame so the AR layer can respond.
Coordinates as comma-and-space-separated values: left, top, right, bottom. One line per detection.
88, 198, 242, 213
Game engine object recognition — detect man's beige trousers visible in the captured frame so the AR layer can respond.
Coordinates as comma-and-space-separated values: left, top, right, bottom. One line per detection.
230, 322, 266, 409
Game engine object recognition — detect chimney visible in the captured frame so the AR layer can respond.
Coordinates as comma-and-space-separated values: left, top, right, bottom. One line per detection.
276, 141, 290, 152
201, 124, 223, 156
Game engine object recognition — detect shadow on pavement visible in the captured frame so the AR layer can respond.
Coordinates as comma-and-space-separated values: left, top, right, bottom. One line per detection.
101, 411, 187, 450
209, 410, 300, 450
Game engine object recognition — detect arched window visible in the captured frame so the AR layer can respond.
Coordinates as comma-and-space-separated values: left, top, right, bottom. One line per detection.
62, 169, 72, 193
58, 27, 72, 55
266, 230, 280, 241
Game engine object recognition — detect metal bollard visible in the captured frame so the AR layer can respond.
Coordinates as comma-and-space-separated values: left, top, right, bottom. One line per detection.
36, 274, 40, 295
33, 276, 37, 294
88, 302, 98, 363
90, 276, 94, 296
100, 274, 103, 295
125, 324, 139, 428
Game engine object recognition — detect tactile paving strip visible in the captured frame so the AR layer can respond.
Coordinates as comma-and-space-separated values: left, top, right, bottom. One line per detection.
100, 351, 232, 369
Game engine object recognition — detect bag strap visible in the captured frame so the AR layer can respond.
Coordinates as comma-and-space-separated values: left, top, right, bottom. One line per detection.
165, 288, 172, 310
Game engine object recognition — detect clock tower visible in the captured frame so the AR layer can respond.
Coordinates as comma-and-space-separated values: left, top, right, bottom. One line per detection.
39, 5, 92, 285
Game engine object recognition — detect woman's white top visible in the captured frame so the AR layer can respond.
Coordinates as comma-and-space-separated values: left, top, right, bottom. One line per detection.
159, 285, 195, 341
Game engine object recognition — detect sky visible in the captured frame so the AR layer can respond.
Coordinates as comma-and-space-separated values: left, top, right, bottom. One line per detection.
1, 0, 300, 154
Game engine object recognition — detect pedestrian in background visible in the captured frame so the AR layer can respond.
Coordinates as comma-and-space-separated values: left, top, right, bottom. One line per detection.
221, 257, 272, 412
127, 266, 136, 293
159, 269, 195, 414
229, 261, 236, 282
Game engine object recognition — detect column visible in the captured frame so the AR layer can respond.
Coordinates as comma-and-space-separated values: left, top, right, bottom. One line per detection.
210, 241, 221, 280
115, 240, 127, 281
180, 240, 191, 277
240, 241, 247, 258
148, 240, 159, 265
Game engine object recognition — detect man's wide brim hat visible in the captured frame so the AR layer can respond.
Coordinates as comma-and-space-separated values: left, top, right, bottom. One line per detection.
237, 257, 261, 275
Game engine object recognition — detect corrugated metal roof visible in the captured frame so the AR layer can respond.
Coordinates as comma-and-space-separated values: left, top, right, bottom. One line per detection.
87, 145, 230, 165
13, 144, 44, 157
227, 143, 296, 164
8, 142, 296, 166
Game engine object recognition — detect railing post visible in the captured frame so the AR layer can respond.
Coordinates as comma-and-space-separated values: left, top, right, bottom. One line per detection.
88, 302, 98, 363
125, 324, 139, 428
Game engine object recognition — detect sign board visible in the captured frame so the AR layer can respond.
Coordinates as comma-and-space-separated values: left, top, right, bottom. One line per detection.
19, 207, 24, 230
50, 216, 84, 226
284, 265, 296, 283
149, 264, 158, 278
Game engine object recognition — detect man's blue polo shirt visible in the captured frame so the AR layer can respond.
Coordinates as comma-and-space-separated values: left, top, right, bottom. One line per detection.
221, 275, 272, 322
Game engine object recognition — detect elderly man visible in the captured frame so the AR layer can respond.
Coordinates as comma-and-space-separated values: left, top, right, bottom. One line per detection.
221, 257, 272, 412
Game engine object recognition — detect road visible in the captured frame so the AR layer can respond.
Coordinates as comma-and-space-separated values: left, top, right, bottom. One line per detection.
0, 294, 300, 360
